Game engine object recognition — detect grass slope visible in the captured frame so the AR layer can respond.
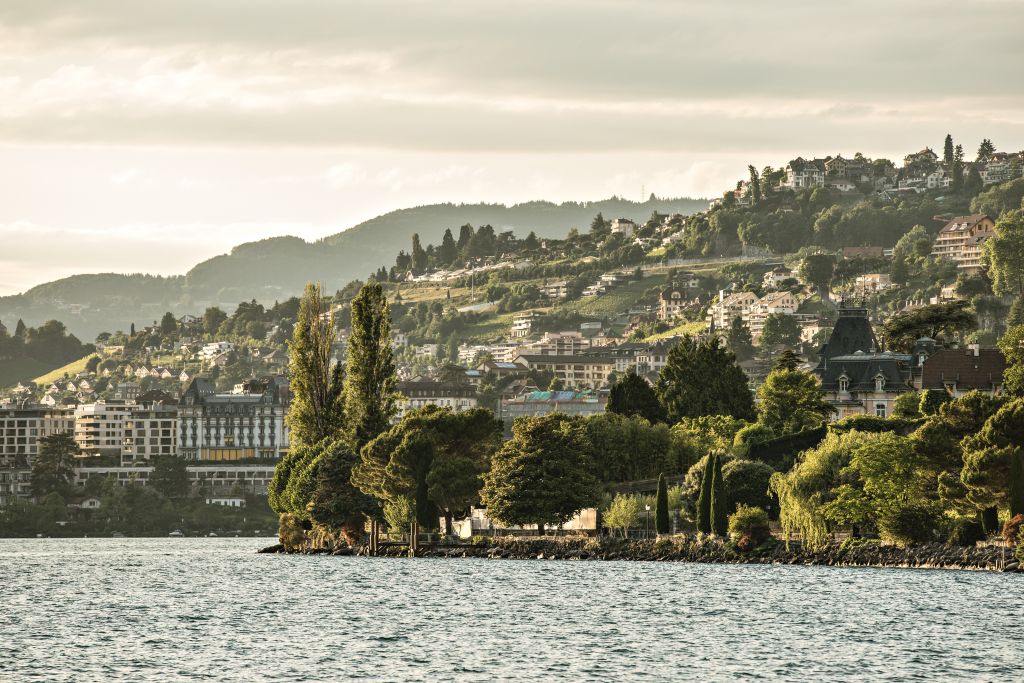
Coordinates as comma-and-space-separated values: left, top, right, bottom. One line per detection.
32, 354, 97, 385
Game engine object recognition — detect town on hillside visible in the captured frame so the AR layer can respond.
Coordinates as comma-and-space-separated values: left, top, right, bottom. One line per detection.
2, 134, 1024, 542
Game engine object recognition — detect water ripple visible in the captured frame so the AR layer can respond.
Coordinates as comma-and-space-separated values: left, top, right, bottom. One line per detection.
0, 538, 1020, 681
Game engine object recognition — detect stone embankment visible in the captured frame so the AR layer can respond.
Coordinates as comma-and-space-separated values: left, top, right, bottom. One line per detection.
261, 536, 1021, 572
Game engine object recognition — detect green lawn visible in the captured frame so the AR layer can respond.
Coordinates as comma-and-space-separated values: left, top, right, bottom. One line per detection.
32, 354, 98, 385
643, 321, 707, 341
560, 274, 667, 318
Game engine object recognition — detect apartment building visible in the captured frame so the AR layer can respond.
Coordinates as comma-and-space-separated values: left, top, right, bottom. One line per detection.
931, 214, 996, 276
75, 401, 133, 457
512, 354, 615, 390
395, 379, 479, 420
0, 405, 75, 463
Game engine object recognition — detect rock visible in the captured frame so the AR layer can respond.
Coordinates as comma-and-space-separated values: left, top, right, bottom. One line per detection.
257, 543, 284, 554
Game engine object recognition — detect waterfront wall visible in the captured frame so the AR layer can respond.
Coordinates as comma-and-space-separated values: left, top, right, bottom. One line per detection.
263, 535, 1022, 573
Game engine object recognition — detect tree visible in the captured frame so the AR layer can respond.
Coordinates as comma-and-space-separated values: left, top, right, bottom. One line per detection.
760, 313, 801, 348
438, 228, 458, 265
961, 398, 1024, 516
305, 439, 374, 541
607, 370, 665, 423
656, 337, 755, 423
984, 210, 1024, 299
965, 166, 983, 195
943, 134, 954, 166
590, 212, 607, 235
603, 493, 640, 537
952, 145, 965, 191
343, 282, 396, 452
480, 414, 599, 534
149, 455, 190, 500
723, 459, 776, 514
30, 433, 77, 499
695, 452, 716, 533
203, 307, 227, 335
456, 224, 475, 253
892, 391, 922, 419
773, 349, 801, 372
286, 283, 346, 448
411, 233, 428, 275
747, 165, 761, 204
998, 325, 1024, 395
159, 311, 177, 335
655, 473, 670, 534
85, 355, 101, 373
976, 138, 995, 162
353, 407, 501, 533
129, 322, 136, 337
881, 301, 978, 352
523, 231, 540, 250
709, 452, 728, 535
725, 317, 754, 361
14, 319, 27, 339
919, 389, 952, 416
756, 368, 834, 435
799, 254, 835, 304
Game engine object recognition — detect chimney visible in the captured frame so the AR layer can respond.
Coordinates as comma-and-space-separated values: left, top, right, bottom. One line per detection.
967, 343, 980, 357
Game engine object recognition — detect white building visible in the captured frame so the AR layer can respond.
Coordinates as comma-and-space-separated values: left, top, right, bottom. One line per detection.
178, 377, 290, 461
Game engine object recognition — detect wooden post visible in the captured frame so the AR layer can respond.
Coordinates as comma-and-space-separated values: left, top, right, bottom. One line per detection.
409, 520, 418, 557
369, 519, 378, 557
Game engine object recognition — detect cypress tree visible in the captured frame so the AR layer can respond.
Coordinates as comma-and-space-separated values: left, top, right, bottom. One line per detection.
710, 453, 729, 536
696, 454, 715, 533
655, 473, 670, 535
343, 282, 397, 453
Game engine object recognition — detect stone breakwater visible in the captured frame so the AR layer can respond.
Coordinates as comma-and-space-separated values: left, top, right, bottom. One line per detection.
261, 536, 1022, 573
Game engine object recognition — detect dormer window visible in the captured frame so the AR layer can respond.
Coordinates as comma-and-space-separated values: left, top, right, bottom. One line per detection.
838, 375, 849, 393
874, 374, 885, 392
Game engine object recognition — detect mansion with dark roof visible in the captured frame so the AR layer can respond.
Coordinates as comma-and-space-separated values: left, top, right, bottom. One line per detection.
815, 305, 1007, 419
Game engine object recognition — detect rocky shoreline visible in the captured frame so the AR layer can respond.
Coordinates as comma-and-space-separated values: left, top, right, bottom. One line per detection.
259, 535, 1022, 573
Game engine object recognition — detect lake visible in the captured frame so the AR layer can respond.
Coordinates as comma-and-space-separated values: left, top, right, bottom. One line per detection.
0, 538, 1019, 681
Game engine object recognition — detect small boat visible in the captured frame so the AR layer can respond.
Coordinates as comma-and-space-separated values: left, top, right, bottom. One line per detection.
168, 530, 184, 537
207, 532, 218, 537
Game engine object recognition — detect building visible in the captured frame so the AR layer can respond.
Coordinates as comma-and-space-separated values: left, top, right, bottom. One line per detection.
72, 464, 278, 496
121, 395, 178, 466
931, 214, 996, 275
635, 341, 676, 375
852, 273, 892, 296
707, 290, 760, 329
395, 379, 478, 420
0, 405, 75, 464
499, 390, 606, 427
918, 347, 1007, 397
539, 281, 570, 299
513, 354, 615, 390
75, 401, 134, 457
522, 331, 591, 356
511, 311, 543, 338
814, 305, 915, 419
658, 287, 698, 321
784, 158, 826, 189
762, 267, 796, 290
746, 291, 800, 338
609, 218, 636, 236
178, 377, 290, 461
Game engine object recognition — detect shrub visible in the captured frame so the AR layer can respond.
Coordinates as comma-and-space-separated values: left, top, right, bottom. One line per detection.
1002, 513, 1024, 546
722, 459, 776, 516
728, 504, 771, 549
878, 503, 941, 547
732, 423, 776, 456
278, 512, 306, 551
946, 517, 986, 547
892, 391, 922, 419
919, 389, 953, 416
383, 496, 415, 532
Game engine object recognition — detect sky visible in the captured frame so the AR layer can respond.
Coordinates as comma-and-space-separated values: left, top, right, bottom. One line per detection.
1, 0, 1023, 295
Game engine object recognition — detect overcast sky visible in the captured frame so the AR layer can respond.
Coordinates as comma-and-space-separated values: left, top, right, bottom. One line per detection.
2, 0, 1023, 294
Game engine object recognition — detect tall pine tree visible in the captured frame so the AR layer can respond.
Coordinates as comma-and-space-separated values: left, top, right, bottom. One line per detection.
696, 453, 715, 533
286, 283, 346, 448
710, 453, 728, 536
344, 282, 397, 452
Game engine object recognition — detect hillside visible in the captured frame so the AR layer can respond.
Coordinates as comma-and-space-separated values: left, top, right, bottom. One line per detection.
0, 197, 705, 340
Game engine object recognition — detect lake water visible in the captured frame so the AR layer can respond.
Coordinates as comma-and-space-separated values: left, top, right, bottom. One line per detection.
0, 538, 1020, 681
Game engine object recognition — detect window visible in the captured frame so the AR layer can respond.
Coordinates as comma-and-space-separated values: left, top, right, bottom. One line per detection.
874, 374, 885, 392
838, 376, 849, 393
875, 403, 887, 418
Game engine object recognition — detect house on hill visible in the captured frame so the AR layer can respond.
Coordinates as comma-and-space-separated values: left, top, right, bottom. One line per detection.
931, 214, 995, 276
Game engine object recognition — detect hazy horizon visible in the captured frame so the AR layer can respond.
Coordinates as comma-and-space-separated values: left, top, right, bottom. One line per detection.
2, 0, 1022, 295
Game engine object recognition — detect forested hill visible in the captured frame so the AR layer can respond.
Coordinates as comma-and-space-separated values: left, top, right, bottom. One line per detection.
0, 196, 706, 340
